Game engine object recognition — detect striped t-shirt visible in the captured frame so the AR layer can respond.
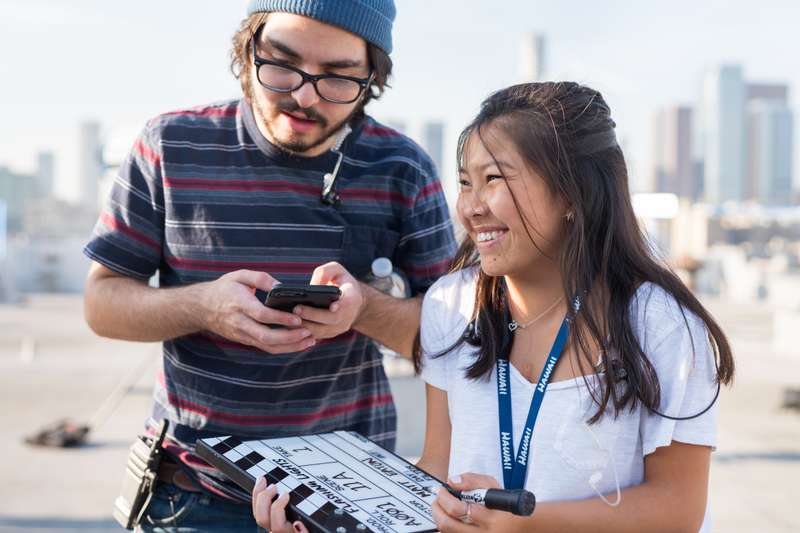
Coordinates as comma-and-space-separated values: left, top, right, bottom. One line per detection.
84, 99, 456, 501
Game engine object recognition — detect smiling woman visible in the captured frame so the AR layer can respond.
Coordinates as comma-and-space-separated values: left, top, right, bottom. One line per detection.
457, 127, 568, 279
414, 82, 735, 533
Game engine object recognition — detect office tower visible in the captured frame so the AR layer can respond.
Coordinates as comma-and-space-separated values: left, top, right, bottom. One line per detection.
35, 151, 54, 198
78, 121, 103, 210
692, 160, 705, 200
519, 32, 546, 82
747, 83, 788, 102
701, 65, 746, 204
421, 121, 445, 179
744, 83, 793, 205
747, 100, 793, 205
0, 200, 6, 260
0, 167, 34, 233
652, 106, 695, 199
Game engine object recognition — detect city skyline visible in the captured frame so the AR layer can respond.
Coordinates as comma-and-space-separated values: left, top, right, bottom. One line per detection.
675, 66, 797, 206
1, 0, 799, 202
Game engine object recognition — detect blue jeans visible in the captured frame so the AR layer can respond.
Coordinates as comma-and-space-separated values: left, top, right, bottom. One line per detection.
136, 482, 266, 533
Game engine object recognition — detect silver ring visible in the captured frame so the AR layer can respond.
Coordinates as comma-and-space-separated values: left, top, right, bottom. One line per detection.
459, 502, 473, 523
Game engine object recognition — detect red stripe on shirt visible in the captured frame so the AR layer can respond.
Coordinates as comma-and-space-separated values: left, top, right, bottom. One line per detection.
195, 330, 357, 351
162, 107, 240, 118
163, 176, 320, 195
133, 138, 160, 167
163, 177, 413, 206
100, 211, 160, 251
341, 188, 412, 207
407, 256, 452, 278
415, 181, 443, 202
167, 256, 317, 274
167, 392, 393, 426
362, 124, 401, 137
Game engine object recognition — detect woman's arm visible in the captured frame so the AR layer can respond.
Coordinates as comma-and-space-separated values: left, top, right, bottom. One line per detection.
530, 441, 711, 532
434, 441, 711, 533
415, 384, 452, 480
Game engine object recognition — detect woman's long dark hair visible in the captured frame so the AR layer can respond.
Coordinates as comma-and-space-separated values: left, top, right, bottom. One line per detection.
418, 82, 734, 422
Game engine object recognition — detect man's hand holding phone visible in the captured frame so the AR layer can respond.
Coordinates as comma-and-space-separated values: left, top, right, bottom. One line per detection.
291, 262, 365, 341
200, 270, 316, 354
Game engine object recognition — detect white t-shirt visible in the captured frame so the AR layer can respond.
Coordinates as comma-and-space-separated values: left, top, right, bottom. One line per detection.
420, 268, 718, 532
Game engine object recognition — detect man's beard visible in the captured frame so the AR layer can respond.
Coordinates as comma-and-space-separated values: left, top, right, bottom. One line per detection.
254, 95, 361, 154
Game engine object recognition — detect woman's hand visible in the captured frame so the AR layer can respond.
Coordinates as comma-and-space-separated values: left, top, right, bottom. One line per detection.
252, 476, 309, 533
432, 473, 524, 532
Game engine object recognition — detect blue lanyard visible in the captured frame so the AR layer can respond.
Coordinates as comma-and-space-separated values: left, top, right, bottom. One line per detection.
497, 316, 571, 489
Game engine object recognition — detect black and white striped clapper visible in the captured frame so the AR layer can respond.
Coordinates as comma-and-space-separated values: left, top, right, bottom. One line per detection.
196, 431, 441, 533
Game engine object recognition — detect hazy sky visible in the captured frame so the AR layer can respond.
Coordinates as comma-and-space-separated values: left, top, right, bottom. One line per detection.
1, 0, 798, 202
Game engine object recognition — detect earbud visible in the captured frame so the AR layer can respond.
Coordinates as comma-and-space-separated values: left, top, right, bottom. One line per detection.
583, 423, 622, 507
321, 171, 341, 205
320, 125, 351, 206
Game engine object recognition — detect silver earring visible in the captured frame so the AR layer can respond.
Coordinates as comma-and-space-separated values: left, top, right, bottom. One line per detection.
565, 211, 575, 222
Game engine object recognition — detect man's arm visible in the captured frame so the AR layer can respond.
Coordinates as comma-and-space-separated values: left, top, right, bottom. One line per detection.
294, 262, 422, 358
84, 262, 316, 353
352, 283, 422, 357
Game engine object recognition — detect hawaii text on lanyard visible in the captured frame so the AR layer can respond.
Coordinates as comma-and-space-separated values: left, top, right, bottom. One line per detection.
497, 301, 577, 490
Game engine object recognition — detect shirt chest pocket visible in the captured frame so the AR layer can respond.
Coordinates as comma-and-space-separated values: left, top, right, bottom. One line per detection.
341, 225, 401, 280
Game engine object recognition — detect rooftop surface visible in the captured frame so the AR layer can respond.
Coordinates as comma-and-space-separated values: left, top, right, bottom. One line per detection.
0, 294, 797, 532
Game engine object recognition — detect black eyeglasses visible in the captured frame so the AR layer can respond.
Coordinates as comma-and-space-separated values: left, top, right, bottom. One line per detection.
251, 27, 373, 104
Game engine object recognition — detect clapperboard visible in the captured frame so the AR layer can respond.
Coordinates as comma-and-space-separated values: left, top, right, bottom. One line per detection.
196, 431, 441, 533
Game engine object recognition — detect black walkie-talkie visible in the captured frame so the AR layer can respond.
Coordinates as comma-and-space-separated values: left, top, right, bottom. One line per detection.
113, 419, 170, 529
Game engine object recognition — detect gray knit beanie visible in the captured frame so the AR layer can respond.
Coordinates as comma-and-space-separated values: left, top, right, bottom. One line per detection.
246, 0, 396, 54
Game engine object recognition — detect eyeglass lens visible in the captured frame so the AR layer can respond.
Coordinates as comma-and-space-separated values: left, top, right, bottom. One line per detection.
257, 64, 362, 103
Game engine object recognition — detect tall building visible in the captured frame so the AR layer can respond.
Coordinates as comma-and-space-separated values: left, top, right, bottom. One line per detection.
0, 166, 35, 233
747, 100, 793, 205
421, 121, 445, 179
701, 65, 746, 205
35, 151, 54, 198
747, 83, 788, 102
78, 121, 103, 210
745, 83, 793, 205
519, 32, 546, 82
0, 199, 7, 302
652, 106, 695, 199
0, 200, 6, 260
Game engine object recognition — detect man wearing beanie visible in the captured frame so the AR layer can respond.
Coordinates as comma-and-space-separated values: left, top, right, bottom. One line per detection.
83, 1, 456, 531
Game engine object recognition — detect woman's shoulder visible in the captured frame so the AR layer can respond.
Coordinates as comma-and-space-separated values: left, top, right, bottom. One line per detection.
628, 282, 707, 351
424, 267, 479, 308
421, 267, 479, 348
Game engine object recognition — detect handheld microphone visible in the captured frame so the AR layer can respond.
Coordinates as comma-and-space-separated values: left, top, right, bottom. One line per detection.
446, 486, 536, 516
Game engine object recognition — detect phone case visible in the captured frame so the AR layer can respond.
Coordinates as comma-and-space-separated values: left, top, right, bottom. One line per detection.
256, 285, 341, 312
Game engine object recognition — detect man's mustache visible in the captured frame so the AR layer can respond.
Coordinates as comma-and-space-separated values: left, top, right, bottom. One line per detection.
277, 99, 327, 128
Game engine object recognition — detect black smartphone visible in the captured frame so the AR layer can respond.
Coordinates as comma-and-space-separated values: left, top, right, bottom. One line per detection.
254, 284, 341, 312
